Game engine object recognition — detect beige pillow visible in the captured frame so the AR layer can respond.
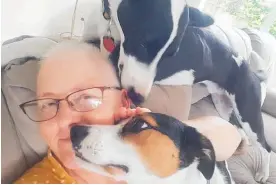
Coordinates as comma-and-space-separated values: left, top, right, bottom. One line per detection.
141, 85, 192, 122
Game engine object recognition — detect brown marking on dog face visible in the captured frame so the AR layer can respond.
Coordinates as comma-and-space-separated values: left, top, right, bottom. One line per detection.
123, 129, 180, 177
139, 114, 158, 127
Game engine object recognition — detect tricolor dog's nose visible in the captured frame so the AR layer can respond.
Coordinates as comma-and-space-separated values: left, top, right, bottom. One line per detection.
119, 64, 124, 71
127, 87, 145, 105
70, 125, 89, 150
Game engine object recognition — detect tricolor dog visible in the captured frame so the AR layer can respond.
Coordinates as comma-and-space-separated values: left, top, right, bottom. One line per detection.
70, 113, 234, 183
100, 0, 271, 182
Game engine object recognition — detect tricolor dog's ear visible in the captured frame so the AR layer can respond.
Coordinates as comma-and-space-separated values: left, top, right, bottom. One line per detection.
180, 127, 216, 181
197, 135, 216, 180
188, 7, 214, 27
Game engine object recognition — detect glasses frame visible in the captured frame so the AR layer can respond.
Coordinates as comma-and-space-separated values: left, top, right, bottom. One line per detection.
19, 87, 122, 122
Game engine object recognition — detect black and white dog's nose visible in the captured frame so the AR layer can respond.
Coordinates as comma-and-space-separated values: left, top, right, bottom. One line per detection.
127, 87, 145, 105
70, 125, 89, 150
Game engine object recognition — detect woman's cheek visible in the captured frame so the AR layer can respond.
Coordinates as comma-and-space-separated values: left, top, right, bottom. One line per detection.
39, 123, 59, 150
83, 99, 119, 125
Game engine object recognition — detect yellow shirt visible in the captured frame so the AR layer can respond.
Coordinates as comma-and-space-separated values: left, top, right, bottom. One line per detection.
14, 151, 76, 184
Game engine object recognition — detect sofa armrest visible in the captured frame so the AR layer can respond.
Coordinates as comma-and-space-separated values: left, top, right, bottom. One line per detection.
262, 88, 276, 118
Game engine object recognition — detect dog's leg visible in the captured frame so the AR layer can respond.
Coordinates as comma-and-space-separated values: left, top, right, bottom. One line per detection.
216, 60, 272, 183
241, 112, 271, 183
233, 103, 271, 183
229, 64, 271, 183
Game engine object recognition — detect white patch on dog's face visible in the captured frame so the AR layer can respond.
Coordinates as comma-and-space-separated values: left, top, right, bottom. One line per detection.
110, 0, 187, 98
155, 69, 195, 85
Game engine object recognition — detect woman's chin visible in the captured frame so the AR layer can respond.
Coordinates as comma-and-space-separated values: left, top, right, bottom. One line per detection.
63, 157, 79, 169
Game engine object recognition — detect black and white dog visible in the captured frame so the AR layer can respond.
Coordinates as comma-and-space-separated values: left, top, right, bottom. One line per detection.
96, 0, 272, 182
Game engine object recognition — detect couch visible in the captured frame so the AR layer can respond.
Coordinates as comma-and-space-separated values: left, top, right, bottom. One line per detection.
1, 24, 276, 183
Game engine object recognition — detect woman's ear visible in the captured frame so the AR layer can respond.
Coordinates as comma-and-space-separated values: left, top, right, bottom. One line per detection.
121, 89, 132, 108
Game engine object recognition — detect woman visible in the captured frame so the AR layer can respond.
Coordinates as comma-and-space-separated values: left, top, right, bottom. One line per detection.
15, 41, 241, 184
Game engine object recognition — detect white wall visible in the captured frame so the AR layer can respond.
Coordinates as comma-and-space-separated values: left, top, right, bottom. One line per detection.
1, 0, 102, 43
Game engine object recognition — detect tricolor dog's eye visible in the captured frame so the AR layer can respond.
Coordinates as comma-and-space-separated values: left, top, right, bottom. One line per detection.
121, 118, 151, 135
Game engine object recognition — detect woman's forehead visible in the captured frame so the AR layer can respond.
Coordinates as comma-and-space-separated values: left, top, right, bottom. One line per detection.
37, 50, 119, 98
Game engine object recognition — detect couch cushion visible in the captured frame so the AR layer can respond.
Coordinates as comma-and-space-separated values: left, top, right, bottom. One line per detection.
1, 59, 48, 176
243, 28, 276, 88
1, 93, 28, 183
262, 88, 276, 118
263, 112, 276, 152
207, 25, 252, 60
141, 85, 192, 122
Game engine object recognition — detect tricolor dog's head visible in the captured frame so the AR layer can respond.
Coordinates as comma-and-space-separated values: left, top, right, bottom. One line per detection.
70, 113, 216, 183
108, 0, 214, 104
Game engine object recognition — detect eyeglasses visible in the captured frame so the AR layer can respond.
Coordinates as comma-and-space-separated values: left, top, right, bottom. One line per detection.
19, 87, 122, 122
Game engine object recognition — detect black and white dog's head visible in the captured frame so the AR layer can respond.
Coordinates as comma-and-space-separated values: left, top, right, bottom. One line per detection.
108, 0, 214, 103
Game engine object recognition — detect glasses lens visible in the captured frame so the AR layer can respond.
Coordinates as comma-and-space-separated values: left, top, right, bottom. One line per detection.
23, 99, 58, 122
68, 88, 103, 111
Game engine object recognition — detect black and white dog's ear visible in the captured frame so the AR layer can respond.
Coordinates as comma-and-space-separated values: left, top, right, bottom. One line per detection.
197, 135, 216, 181
188, 7, 214, 27
179, 127, 216, 181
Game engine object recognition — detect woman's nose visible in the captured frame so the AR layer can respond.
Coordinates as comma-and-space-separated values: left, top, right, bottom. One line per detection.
56, 101, 76, 127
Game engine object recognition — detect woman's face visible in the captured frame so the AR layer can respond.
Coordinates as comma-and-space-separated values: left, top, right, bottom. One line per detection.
37, 49, 128, 169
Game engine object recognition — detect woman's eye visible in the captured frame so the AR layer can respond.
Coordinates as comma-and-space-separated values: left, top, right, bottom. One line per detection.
74, 94, 102, 109
89, 99, 102, 108
39, 102, 56, 110
77, 94, 94, 102
79, 94, 92, 99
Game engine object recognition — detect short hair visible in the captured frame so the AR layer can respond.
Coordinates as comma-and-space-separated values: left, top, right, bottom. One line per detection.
39, 40, 119, 84
43, 40, 106, 61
